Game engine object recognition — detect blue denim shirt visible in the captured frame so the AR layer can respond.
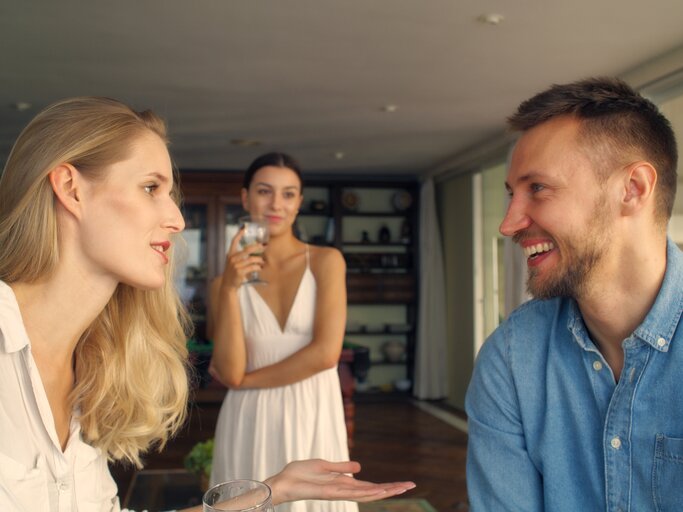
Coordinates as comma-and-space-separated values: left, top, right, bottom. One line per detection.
466, 239, 683, 512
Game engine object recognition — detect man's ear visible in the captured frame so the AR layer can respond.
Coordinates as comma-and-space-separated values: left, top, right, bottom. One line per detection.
621, 161, 657, 217
48, 164, 83, 218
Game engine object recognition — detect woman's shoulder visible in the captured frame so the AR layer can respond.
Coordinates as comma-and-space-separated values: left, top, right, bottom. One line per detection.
308, 245, 345, 277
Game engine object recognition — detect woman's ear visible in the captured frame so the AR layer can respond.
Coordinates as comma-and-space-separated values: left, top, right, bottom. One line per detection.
621, 161, 657, 217
48, 164, 83, 218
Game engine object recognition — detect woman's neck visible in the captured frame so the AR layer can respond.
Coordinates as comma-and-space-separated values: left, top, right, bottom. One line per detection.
264, 231, 304, 263
11, 266, 117, 361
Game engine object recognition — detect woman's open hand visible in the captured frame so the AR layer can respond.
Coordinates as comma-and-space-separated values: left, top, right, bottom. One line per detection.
264, 459, 415, 505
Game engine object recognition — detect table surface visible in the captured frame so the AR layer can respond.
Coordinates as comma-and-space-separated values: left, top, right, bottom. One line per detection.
123, 469, 204, 510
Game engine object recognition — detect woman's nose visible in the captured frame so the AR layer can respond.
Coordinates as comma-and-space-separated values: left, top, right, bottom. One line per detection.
165, 202, 186, 233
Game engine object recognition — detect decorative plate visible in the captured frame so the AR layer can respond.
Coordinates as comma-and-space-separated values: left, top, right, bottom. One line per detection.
392, 191, 413, 211
342, 191, 359, 211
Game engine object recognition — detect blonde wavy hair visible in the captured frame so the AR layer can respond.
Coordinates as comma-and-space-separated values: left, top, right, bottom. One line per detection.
0, 97, 191, 467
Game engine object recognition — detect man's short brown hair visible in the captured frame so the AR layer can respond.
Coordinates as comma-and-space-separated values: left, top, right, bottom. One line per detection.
508, 77, 678, 224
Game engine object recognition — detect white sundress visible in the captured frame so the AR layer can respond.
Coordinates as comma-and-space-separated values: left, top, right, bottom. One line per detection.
211, 247, 357, 512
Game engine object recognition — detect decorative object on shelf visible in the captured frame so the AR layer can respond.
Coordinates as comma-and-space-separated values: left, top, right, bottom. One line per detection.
378, 225, 391, 243
400, 219, 412, 244
309, 199, 327, 212
360, 230, 371, 244
392, 190, 413, 212
341, 190, 360, 211
382, 340, 406, 362
324, 217, 336, 244
393, 378, 412, 392
184, 438, 214, 492
380, 254, 400, 268
387, 323, 412, 333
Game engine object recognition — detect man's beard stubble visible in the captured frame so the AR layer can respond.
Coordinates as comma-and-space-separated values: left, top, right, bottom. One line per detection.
524, 200, 612, 300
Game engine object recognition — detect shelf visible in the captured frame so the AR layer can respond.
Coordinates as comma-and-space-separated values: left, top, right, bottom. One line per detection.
370, 360, 407, 366
299, 212, 332, 217
341, 211, 412, 217
342, 242, 411, 247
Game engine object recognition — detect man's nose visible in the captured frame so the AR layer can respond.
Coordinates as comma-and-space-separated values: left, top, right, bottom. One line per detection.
499, 196, 531, 237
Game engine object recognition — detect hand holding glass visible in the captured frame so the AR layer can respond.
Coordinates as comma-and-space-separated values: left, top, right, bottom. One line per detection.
203, 480, 274, 512
239, 216, 269, 285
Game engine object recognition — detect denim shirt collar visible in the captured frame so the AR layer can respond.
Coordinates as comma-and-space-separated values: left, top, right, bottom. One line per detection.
567, 238, 683, 353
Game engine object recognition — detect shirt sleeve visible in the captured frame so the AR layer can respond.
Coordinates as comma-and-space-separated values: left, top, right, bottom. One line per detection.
465, 325, 543, 511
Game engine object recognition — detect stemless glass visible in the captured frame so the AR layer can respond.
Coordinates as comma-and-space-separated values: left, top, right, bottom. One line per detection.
239, 216, 270, 285
203, 480, 274, 512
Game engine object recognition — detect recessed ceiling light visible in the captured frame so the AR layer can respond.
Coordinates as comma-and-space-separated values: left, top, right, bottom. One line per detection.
230, 138, 261, 147
381, 104, 398, 113
332, 151, 345, 160
13, 101, 32, 111
476, 13, 504, 25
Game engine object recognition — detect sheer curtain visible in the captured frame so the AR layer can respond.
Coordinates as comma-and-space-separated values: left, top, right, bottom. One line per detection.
413, 178, 448, 399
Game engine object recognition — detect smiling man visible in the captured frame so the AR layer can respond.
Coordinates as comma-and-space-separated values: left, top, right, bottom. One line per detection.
465, 78, 682, 511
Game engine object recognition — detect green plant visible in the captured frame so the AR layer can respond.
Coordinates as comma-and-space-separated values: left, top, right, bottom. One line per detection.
184, 438, 214, 479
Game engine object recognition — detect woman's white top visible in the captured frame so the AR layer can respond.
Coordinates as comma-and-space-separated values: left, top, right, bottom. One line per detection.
0, 280, 122, 512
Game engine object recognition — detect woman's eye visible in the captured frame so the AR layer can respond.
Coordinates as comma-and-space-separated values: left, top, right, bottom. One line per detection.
257, 188, 271, 195
144, 184, 159, 194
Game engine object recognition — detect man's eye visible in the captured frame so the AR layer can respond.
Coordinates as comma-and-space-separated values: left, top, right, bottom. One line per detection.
144, 184, 159, 194
530, 183, 545, 193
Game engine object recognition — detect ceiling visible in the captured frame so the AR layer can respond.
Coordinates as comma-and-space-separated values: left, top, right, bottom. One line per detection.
2, 1, 683, 177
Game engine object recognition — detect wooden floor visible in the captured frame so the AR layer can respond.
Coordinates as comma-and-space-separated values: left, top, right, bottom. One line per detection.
111, 394, 469, 511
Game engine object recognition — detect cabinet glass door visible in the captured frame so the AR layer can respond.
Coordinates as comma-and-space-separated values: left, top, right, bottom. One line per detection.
178, 202, 209, 341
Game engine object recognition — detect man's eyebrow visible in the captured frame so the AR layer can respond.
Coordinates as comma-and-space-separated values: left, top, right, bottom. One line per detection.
506, 172, 546, 189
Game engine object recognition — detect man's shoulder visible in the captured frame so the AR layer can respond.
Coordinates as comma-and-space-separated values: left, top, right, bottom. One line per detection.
479, 297, 570, 361
505, 296, 567, 332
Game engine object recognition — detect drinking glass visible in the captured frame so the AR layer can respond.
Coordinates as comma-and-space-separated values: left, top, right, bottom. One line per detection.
203, 480, 274, 512
239, 216, 270, 285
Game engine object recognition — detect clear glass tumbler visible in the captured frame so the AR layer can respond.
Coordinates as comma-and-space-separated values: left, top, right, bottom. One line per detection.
202, 479, 274, 512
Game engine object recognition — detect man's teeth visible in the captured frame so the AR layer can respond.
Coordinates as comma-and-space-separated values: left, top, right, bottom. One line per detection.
524, 242, 555, 258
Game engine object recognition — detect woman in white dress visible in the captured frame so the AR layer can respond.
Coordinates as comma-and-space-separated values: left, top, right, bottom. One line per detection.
209, 153, 357, 512
0, 100, 414, 511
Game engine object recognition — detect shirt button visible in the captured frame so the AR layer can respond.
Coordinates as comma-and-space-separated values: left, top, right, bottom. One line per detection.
58, 481, 69, 491
611, 436, 622, 449
657, 337, 666, 348
592, 361, 603, 371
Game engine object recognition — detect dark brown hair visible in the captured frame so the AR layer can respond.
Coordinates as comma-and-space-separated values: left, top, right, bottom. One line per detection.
243, 152, 304, 190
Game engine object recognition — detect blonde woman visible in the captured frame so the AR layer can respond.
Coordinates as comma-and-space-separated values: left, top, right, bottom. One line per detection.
0, 98, 414, 511
208, 153, 357, 512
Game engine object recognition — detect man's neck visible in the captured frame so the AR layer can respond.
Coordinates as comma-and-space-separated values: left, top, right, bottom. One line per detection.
576, 237, 668, 381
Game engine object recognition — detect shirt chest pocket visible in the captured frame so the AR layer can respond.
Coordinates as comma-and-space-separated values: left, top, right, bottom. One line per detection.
653, 434, 683, 512
0, 452, 49, 511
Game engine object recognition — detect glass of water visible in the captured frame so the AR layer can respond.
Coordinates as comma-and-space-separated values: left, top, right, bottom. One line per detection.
202, 479, 274, 512
239, 216, 269, 285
